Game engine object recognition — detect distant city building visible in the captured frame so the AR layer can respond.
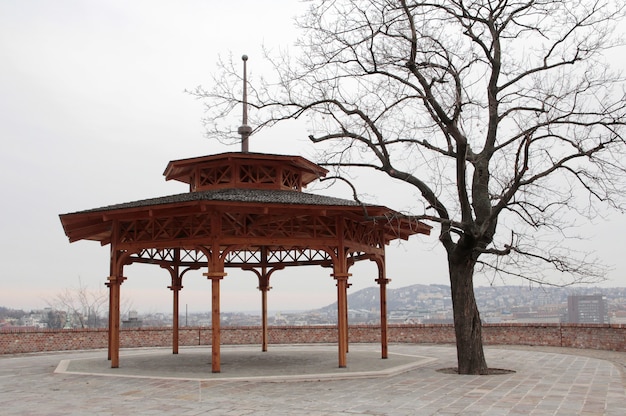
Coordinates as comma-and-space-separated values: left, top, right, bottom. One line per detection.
567, 295, 608, 323
122, 310, 142, 328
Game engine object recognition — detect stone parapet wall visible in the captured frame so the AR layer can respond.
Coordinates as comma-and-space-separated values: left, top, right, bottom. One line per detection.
1, 324, 624, 355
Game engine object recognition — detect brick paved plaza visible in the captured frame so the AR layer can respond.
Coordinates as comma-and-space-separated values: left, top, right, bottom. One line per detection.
1, 344, 625, 415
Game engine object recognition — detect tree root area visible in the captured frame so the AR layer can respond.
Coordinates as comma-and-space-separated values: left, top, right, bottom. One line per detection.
436, 367, 516, 375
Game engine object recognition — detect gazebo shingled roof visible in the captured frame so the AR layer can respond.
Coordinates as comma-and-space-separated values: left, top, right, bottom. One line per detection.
61, 187, 427, 245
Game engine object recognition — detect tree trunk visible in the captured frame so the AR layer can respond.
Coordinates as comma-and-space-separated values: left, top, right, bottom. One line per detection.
448, 248, 488, 375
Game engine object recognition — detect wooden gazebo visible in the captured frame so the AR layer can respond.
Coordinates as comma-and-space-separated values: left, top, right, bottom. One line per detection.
59, 151, 430, 372
59, 57, 430, 372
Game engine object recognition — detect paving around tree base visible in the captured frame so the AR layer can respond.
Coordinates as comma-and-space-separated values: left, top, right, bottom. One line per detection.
2, 343, 625, 415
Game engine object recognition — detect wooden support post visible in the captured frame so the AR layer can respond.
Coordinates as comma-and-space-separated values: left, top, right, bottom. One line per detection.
169, 282, 182, 354
257, 262, 275, 352
261, 286, 268, 351
106, 281, 112, 361
377, 276, 391, 359
107, 222, 125, 368
333, 217, 352, 368
205, 271, 226, 373
108, 275, 125, 368
259, 273, 270, 352
211, 276, 220, 372
246, 259, 280, 353
333, 272, 350, 368
167, 262, 199, 355
346, 281, 352, 354
166, 250, 182, 355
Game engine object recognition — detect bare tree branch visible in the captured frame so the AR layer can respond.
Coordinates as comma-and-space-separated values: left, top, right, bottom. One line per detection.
46, 277, 107, 328
195, 0, 626, 374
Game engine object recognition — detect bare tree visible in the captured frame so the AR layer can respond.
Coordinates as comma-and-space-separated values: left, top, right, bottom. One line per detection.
193, 0, 626, 374
46, 277, 108, 328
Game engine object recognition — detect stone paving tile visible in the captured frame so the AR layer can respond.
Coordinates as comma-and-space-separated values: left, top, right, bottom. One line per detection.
1, 344, 625, 415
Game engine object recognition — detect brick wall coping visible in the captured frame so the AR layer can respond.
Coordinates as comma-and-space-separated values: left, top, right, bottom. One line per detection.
2, 322, 624, 334
1, 323, 624, 355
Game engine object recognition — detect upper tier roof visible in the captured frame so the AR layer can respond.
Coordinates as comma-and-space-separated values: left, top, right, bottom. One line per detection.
163, 152, 329, 192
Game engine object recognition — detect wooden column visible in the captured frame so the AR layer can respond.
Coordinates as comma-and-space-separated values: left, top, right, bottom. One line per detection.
106, 281, 112, 361
245, 259, 282, 353
108, 274, 125, 368
346, 281, 352, 354
205, 271, 226, 373
333, 217, 352, 368
377, 275, 390, 359
168, 280, 182, 354
200, 220, 228, 372
333, 271, 351, 368
165, 249, 182, 355
259, 271, 270, 352
168, 263, 200, 354
107, 226, 126, 369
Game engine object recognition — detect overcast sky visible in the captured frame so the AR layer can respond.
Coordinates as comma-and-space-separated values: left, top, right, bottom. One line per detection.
1, 0, 625, 314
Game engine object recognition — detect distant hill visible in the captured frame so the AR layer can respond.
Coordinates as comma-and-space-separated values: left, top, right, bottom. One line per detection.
313, 284, 625, 315
315, 284, 451, 314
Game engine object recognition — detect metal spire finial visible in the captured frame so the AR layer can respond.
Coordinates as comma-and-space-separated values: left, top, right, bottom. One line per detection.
237, 54, 252, 153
